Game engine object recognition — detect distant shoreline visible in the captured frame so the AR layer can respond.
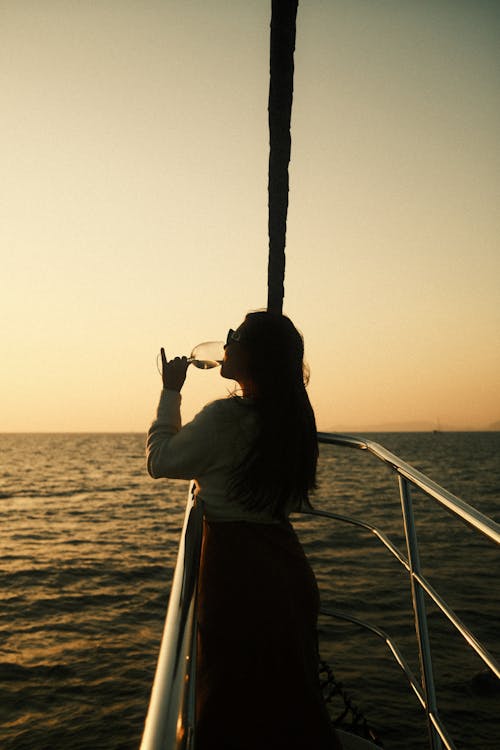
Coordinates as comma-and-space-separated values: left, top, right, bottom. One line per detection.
1, 428, 499, 435
326, 426, 500, 434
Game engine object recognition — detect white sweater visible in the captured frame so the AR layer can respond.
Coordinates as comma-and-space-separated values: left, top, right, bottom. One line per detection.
147, 389, 288, 523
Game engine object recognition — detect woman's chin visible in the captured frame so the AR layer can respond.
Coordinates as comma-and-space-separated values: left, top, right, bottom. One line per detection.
220, 363, 231, 380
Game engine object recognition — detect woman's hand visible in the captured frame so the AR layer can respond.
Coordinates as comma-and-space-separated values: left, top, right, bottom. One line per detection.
160, 348, 189, 392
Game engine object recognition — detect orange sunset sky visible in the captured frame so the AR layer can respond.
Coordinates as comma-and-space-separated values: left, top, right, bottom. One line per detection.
2, 0, 499, 432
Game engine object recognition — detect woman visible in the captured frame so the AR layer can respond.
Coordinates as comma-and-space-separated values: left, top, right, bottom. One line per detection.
147, 311, 341, 750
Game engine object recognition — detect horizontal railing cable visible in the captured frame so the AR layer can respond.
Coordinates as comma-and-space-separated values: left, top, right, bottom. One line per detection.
320, 609, 458, 750
304, 507, 500, 679
303, 508, 410, 571
413, 570, 500, 678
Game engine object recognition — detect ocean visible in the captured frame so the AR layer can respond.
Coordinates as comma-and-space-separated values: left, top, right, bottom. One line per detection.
0, 432, 498, 749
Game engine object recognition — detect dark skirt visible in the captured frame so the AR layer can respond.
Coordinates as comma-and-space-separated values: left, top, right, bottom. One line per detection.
196, 519, 341, 750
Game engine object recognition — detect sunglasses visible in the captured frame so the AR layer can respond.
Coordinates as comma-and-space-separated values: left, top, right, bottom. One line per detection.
226, 328, 242, 346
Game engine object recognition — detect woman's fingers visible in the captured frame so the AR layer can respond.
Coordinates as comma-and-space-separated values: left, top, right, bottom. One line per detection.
160, 351, 188, 392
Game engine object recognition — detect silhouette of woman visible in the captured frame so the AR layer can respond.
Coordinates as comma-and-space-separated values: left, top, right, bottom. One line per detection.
147, 311, 342, 750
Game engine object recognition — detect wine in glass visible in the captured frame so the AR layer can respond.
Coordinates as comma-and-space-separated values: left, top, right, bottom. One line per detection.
187, 340, 224, 369
157, 341, 224, 375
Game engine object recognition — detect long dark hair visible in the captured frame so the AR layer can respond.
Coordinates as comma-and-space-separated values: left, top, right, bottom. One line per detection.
229, 311, 318, 519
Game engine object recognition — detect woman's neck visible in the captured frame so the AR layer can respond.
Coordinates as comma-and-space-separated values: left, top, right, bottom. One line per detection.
239, 379, 259, 399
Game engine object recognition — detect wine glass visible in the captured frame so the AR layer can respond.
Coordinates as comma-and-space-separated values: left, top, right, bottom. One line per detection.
157, 341, 224, 375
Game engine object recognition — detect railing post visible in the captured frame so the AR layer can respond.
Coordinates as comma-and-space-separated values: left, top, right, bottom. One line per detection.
398, 476, 443, 750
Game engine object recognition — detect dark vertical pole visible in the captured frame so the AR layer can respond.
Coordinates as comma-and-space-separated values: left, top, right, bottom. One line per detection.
267, 0, 298, 315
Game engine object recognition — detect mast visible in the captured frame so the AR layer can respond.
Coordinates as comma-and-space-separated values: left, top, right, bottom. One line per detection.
267, 0, 298, 315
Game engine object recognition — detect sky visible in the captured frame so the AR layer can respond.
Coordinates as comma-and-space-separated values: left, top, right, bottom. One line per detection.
1, 0, 499, 432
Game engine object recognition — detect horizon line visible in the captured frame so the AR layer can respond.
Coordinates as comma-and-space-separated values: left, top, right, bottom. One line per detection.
1, 427, 499, 435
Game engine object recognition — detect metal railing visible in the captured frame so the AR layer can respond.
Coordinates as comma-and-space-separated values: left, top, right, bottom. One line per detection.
140, 433, 500, 750
141, 484, 202, 750
316, 433, 500, 750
